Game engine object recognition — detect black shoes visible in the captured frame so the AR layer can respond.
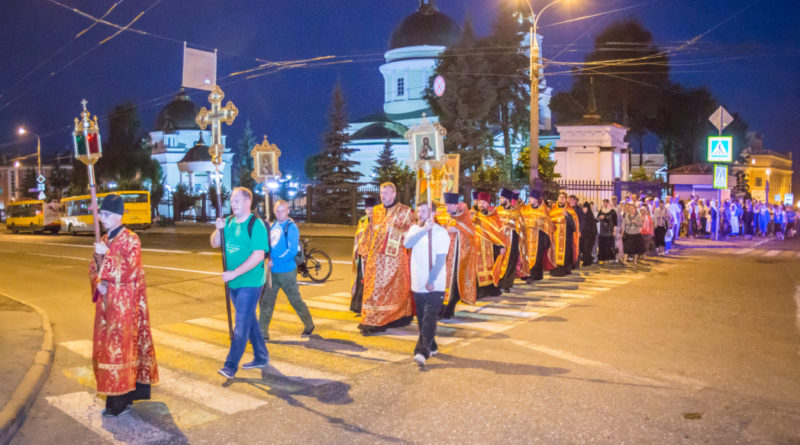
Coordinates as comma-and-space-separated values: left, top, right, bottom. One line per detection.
301, 326, 315, 337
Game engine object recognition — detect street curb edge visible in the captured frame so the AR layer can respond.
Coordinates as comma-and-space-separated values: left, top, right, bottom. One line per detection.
0, 292, 54, 445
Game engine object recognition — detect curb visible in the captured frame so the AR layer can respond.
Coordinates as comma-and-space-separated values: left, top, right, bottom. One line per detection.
0, 293, 54, 445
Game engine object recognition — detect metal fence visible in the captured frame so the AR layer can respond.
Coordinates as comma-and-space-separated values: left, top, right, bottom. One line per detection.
556, 179, 668, 204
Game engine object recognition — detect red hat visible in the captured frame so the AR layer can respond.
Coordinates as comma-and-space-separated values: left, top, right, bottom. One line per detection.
477, 192, 492, 203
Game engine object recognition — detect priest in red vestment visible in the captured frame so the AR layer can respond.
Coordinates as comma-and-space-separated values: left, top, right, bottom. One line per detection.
90, 194, 158, 417
357, 183, 415, 334
435, 192, 477, 319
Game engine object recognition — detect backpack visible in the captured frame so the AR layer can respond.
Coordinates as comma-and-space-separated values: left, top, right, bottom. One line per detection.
279, 219, 305, 266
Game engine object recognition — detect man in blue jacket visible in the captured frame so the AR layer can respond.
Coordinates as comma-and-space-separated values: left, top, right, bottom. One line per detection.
259, 199, 315, 339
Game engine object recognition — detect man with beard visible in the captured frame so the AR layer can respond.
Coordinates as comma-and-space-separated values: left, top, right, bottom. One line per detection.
435, 192, 477, 319
357, 183, 415, 334
520, 189, 555, 282
473, 191, 508, 298
495, 188, 522, 293
350, 197, 377, 313
550, 192, 579, 276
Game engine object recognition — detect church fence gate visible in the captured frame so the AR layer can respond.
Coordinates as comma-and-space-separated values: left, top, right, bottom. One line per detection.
556, 179, 668, 204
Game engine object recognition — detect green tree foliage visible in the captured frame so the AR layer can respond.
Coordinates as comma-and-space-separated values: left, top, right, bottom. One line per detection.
630, 166, 650, 181
652, 85, 717, 168
68, 159, 88, 196
371, 139, 415, 191
20, 168, 37, 199
96, 102, 161, 190
483, 2, 530, 181
235, 119, 257, 188
49, 162, 71, 198
314, 82, 361, 222
304, 154, 320, 181
208, 184, 231, 218
172, 183, 196, 220
471, 165, 504, 195
425, 15, 495, 176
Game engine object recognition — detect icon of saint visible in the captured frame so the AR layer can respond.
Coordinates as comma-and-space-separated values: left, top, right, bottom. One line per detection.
419, 137, 434, 161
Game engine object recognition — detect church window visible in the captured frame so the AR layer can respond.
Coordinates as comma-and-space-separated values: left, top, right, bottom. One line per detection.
397, 78, 405, 98
755, 177, 763, 187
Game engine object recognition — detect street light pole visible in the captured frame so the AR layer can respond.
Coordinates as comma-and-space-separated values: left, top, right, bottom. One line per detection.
519, 0, 568, 192
17, 128, 42, 177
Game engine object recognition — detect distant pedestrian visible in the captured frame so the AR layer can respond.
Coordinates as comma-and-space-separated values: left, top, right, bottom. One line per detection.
211, 187, 270, 379
596, 199, 617, 263
580, 201, 597, 266
259, 200, 315, 339
405, 201, 450, 367
91, 194, 159, 417
622, 203, 644, 264
653, 200, 669, 255
640, 205, 654, 255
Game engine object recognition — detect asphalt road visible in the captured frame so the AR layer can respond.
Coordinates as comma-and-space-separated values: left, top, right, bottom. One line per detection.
2, 230, 799, 444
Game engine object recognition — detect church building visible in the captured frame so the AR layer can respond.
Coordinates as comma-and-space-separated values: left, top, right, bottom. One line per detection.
346, 0, 554, 180
149, 90, 233, 215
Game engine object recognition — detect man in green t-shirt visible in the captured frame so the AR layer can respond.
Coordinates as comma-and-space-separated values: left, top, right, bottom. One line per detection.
210, 187, 270, 379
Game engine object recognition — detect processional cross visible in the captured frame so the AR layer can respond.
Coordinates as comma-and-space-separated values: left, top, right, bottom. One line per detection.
195, 85, 238, 340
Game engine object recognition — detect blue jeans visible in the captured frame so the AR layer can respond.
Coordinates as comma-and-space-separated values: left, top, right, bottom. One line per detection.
413, 291, 444, 358
224, 286, 269, 372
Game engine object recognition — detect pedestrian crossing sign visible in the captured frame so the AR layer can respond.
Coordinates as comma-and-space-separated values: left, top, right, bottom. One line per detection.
707, 136, 732, 163
713, 164, 728, 189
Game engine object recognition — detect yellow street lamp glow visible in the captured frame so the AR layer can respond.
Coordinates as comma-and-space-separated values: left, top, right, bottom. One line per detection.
766, 168, 771, 176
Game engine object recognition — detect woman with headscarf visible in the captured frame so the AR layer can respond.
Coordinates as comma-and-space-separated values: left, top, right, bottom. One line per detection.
596, 199, 617, 263
621, 203, 644, 264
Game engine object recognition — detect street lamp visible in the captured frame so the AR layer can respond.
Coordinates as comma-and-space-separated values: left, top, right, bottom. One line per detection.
516, 0, 572, 191
17, 127, 42, 177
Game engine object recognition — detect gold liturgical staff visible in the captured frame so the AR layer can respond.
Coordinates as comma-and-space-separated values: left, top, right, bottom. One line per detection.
72, 99, 104, 243
196, 85, 238, 340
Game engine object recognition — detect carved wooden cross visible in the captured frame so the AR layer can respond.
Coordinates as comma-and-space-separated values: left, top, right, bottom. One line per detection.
195, 85, 238, 168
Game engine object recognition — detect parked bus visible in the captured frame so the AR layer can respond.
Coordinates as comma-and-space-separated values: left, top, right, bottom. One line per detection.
6, 199, 62, 234
60, 191, 151, 234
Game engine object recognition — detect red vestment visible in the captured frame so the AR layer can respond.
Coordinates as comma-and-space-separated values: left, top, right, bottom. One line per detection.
89, 228, 158, 396
359, 203, 415, 327
435, 204, 477, 306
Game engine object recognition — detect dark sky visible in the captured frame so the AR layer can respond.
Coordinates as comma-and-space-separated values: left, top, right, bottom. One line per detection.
1, 0, 797, 184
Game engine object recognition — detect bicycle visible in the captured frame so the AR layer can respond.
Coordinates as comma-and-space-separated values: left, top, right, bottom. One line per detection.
296, 238, 332, 283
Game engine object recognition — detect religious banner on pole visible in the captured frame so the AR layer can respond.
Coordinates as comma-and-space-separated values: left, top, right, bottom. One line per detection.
415, 153, 459, 204
251, 135, 282, 222
196, 85, 238, 340
182, 43, 217, 91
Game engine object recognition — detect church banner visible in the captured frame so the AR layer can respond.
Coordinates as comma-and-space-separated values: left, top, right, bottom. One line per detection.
182, 44, 217, 91
415, 154, 459, 204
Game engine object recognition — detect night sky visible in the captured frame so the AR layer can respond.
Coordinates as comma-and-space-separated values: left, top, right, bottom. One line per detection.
1, 0, 797, 184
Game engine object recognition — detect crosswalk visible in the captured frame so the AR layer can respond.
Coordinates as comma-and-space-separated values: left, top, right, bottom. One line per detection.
729, 248, 800, 258
49, 257, 677, 442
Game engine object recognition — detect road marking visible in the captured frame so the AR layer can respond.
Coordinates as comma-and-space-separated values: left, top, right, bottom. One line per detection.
439, 317, 514, 333
186, 317, 407, 363
46, 391, 172, 444
796, 251, 800, 258
141, 248, 191, 254
460, 305, 540, 319
34, 241, 192, 255
764, 250, 781, 257
735, 248, 754, 255
782, 250, 796, 257
198, 251, 219, 255
303, 299, 348, 312
331, 260, 351, 265
524, 290, 593, 299
144, 265, 220, 275
330, 291, 352, 298
150, 328, 346, 385
32, 252, 87, 261
59, 340, 269, 414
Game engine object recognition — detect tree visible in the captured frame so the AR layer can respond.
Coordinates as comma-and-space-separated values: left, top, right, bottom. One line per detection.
483, 2, 530, 181
49, 162, 71, 198
96, 102, 160, 190
550, 20, 670, 165
373, 138, 396, 186
20, 168, 37, 199
314, 82, 361, 222
235, 119, 257, 188
172, 183, 195, 220
630, 166, 650, 181
68, 159, 88, 196
425, 15, 496, 176
652, 84, 717, 168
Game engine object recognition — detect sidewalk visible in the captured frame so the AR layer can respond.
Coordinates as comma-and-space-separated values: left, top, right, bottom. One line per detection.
0, 294, 53, 445
147, 221, 358, 238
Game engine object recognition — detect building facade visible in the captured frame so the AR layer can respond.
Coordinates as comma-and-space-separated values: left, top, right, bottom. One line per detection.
743, 150, 792, 204
0, 154, 73, 215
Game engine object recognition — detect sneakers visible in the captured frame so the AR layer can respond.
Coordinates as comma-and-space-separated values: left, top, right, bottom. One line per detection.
413, 353, 426, 366
301, 326, 315, 337
241, 360, 268, 370
217, 367, 235, 379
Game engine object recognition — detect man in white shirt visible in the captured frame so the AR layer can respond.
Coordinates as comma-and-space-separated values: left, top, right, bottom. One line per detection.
667, 195, 683, 246
404, 201, 450, 367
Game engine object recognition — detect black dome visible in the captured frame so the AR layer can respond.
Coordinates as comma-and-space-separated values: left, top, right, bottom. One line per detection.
389, 1, 461, 50
155, 90, 199, 132
179, 133, 211, 163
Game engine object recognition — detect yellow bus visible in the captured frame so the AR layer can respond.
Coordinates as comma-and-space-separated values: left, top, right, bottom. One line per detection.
61, 191, 152, 234
6, 199, 62, 234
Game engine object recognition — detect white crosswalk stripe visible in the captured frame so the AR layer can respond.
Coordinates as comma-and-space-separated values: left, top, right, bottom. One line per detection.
736, 248, 755, 255
47, 391, 173, 444
764, 250, 781, 257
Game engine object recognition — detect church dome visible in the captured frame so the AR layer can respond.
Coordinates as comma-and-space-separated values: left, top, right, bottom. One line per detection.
178, 133, 212, 164
388, 0, 461, 50
155, 90, 199, 132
